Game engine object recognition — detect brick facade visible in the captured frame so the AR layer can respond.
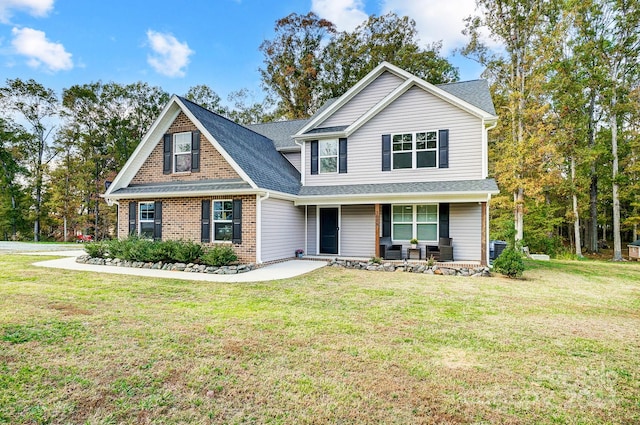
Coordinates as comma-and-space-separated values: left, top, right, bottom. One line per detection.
117, 195, 257, 264
131, 111, 240, 184
118, 111, 257, 264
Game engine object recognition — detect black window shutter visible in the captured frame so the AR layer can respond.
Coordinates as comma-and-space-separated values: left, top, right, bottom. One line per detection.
382, 204, 391, 237
232, 199, 242, 244
128, 202, 137, 235
382, 134, 391, 171
201, 199, 211, 243
439, 129, 449, 169
339, 138, 347, 173
439, 203, 450, 238
310, 140, 318, 175
191, 130, 200, 172
163, 134, 172, 174
153, 201, 162, 241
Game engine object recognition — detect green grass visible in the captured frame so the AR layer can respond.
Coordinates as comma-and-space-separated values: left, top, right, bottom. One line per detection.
0, 255, 639, 424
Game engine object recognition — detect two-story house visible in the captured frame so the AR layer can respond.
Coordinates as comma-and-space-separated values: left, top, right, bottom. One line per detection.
103, 62, 499, 265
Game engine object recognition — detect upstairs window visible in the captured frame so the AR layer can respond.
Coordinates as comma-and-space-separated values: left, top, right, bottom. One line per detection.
319, 139, 338, 173
391, 131, 438, 169
173, 132, 192, 173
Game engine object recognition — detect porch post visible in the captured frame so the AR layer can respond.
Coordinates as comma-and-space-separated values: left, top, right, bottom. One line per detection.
375, 203, 381, 258
481, 201, 488, 266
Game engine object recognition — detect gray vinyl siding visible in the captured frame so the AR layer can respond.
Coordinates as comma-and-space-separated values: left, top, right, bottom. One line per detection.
320, 71, 405, 128
306, 86, 484, 186
449, 203, 481, 261
283, 151, 301, 173
261, 198, 305, 262
306, 206, 317, 255
340, 205, 376, 257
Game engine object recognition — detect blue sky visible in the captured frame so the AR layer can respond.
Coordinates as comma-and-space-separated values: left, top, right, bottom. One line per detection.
0, 0, 488, 105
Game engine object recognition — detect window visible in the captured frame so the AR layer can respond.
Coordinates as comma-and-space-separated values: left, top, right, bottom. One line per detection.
392, 134, 413, 169
319, 139, 337, 173
416, 131, 437, 168
392, 204, 438, 241
174, 132, 191, 173
392, 131, 438, 169
213, 200, 233, 241
139, 202, 154, 238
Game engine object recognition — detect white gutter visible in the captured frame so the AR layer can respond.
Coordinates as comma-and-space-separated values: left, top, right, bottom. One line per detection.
256, 191, 270, 264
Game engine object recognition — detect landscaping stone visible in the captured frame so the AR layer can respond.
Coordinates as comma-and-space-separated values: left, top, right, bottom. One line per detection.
75, 256, 256, 274
329, 258, 491, 277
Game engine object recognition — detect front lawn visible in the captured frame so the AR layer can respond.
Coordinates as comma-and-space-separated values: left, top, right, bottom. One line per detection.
1, 255, 639, 424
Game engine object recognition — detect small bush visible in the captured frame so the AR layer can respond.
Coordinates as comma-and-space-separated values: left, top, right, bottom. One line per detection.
167, 240, 203, 263
200, 245, 238, 267
84, 241, 108, 258
370, 257, 382, 264
493, 247, 525, 278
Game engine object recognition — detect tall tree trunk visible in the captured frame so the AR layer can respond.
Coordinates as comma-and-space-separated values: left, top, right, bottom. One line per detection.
587, 91, 598, 253
611, 98, 622, 260
571, 155, 583, 256
515, 188, 524, 242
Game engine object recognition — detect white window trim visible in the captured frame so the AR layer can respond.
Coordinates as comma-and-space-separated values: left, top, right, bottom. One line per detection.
138, 201, 154, 238
173, 132, 192, 174
391, 204, 439, 242
212, 200, 233, 243
391, 131, 439, 170
318, 139, 338, 174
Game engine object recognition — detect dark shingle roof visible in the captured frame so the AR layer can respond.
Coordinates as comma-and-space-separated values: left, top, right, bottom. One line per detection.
436, 80, 496, 116
178, 96, 301, 195
247, 119, 308, 151
298, 179, 499, 197
305, 125, 348, 134
111, 179, 252, 196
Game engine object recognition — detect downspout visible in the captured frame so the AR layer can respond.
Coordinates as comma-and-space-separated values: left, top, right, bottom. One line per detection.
483, 120, 498, 179
294, 139, 304, 186
256, 191, 270, 264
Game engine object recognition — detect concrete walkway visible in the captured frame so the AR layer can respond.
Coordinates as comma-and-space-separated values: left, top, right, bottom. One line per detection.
29, 251, 327, 283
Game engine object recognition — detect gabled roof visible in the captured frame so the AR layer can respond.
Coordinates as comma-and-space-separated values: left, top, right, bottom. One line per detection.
295, 61, 497, 140
104, 95, 301, 201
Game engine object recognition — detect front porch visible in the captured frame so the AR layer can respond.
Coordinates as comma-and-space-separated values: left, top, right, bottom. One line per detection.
301, 255, 483, 270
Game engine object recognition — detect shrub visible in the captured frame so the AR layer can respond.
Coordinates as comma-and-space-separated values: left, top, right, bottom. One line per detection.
200, 245, 238, 267
84, 241, 108, 258
166, 240, 203, 263
493, 247, 525, 278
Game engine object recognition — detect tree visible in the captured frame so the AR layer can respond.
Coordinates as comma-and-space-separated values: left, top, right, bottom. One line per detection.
0, 118, 30, 240
185, 85, 228, 115
259, 12, 336, 119
463, 0, 559, 243
321, 13, 459, 100
0, 79, 59, 241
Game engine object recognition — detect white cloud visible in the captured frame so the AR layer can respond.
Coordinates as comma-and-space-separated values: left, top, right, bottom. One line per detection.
11, 27, 73, 72
312, 0, 368, 32
381, 0, 478, 54
0, 0, 54, 23
146, 30, 193, 78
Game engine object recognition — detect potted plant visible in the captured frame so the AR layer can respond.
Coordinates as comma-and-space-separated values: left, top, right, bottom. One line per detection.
295, 249, 304, 258
410, 238, 418, 249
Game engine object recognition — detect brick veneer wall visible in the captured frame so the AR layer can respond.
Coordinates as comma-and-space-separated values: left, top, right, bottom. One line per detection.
117, 194, 257, 264
131, 111, 240, 184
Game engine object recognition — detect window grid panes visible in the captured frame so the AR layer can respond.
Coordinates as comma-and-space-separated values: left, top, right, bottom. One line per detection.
139, 202, 154, 239
392, 204, 438, 241
392, 133, 413, 169
213, 201, 233, 241
391, 131, 439, 169
174, 132, 191, 173
319, 139, 338, 173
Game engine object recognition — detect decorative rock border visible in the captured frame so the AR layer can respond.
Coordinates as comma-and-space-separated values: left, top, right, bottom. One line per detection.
76, 255, 256, 275
329, 258, 491, 277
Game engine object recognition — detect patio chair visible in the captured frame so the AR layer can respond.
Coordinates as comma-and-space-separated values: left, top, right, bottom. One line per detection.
379, 236, 402, 260
426, 237, 454, 262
